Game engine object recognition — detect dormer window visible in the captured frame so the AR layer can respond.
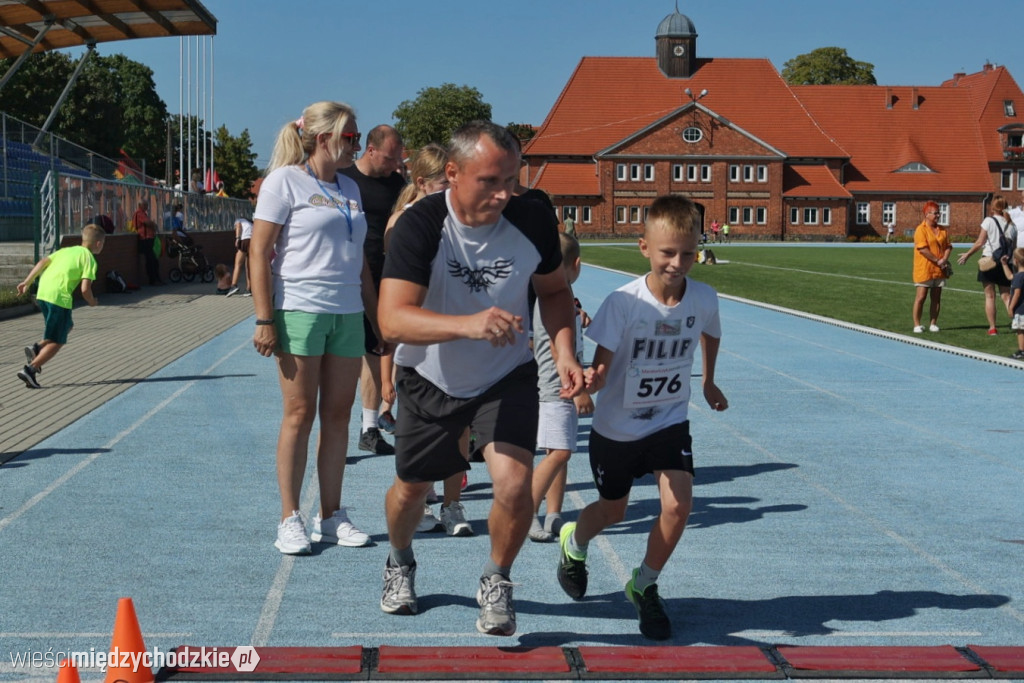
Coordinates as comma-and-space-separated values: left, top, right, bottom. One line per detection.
896, 162, 933, 173
1005, 100, 1017, 117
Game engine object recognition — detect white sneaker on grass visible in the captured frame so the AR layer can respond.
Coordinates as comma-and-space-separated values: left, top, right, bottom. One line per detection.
275, 511, 311, 555
440, 501, 474, 537
311, 507, 370, 547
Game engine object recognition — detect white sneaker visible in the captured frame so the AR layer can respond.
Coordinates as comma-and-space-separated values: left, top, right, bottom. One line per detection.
912, 325, 924, 334
425, 484, 439, 504
311, 507, 370, 547
418, 505, 443, 533
275, 511, 311, 555
440, 501, 474, 537
929, 324, 940, 332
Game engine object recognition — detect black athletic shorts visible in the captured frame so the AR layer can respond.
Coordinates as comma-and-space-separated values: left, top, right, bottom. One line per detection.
588, 422, 694, 501
394, 361, 539, 483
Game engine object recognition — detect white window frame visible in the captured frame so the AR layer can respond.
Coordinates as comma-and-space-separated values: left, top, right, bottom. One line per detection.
672, 164, 684, 181
729, 165, 740, 182
803, 207, 818, 225
856, 202, 870, 225
1018, 170, 1024, 191
630, 164, 641, 181
757, 165, 768, 182
882, 202, 896, 225
938, 203, 950, 226
790, 207, 800, 224
729, 207, 739, 223
823, 207, 832, 225
743, 165, 754, 182
644, 164, 655, 181
742, 207, 753, 224
701, 164, 711, 182
643, 206, 650, 223
756, 206, 766, 224
1001, 169, 1014, 190
686, 164, 698, 182
1006, 100, 1017, 117
629, 206, 641, 224
616, 164, 627, 181
582, 206, 592, 224
562, 206, 577, 221
616, 206, 626, 223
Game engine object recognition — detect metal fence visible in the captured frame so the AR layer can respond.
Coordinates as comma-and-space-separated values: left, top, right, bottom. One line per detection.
44, 172, 252, 254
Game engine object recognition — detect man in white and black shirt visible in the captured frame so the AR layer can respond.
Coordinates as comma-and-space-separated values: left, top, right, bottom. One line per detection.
377, 121, 585, 636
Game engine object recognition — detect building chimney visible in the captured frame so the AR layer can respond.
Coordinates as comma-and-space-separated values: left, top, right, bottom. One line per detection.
952, 72, 965, 84
983, 62, 994, 72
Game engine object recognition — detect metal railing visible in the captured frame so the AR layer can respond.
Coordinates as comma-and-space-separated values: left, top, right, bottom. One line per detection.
40, 172, 252, 254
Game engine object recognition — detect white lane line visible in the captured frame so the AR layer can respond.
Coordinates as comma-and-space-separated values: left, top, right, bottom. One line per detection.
0, 339, 250, 535
250, 461, 321, 647
732, 630, 983, 638
715, 414, 1024, 628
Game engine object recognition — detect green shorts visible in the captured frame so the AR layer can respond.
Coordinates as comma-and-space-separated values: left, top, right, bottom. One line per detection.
275, 310, 364, 358
39, 300, 73, 344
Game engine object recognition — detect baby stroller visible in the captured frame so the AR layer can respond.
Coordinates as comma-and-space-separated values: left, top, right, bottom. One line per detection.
166, 230, 214, 283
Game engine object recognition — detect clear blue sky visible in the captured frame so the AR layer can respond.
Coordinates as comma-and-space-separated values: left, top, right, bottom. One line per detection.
68, 0, 1024, 170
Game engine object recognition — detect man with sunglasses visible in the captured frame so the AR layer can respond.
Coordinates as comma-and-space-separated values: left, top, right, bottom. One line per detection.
341, 124, 407, 456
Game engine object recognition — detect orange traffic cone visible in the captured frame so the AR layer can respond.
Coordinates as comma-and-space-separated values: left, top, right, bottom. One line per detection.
104, 597, 154, 683
56, 659, 81, 683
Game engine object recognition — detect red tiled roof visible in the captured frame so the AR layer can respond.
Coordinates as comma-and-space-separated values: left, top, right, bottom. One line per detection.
524, 57, 846, 159
794, 85, 992, 193
782, 165, 851, 198
941, 65, 1023, 161
530, 162, 600, 196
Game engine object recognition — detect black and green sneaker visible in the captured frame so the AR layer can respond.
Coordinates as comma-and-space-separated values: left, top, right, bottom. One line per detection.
625, 570, 671, 640
556, 522, 588, 600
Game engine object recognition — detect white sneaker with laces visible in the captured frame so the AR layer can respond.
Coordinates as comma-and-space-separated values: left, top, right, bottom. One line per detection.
912, 325, 924, 334
929, 324, 940, 332
311, 507, 370, 547
440, 501, 474, 537
418, 505, 443, 532
476, 574, 516, 636
275, 511, 311, 555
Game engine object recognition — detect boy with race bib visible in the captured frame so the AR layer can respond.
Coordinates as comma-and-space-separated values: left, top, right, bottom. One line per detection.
556, 194, 728, 640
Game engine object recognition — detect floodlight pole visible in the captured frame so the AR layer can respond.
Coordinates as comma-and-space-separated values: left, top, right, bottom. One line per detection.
33, 42, 96, 149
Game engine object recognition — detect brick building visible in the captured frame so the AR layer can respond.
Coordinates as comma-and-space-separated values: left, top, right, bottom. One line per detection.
522, 9, 1024, 240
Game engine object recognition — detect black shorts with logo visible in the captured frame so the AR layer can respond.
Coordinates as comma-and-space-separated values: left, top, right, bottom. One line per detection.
588, 422, 694, 501
394, 361, 539, 483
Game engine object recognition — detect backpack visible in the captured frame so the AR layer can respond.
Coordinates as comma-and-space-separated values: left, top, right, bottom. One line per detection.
106, 270, 127, 293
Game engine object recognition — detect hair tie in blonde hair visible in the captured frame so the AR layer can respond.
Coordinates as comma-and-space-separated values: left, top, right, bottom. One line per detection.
294, 117, 304, 134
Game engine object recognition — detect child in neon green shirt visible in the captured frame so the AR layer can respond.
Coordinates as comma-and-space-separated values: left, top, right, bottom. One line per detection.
16, 224, 105, 388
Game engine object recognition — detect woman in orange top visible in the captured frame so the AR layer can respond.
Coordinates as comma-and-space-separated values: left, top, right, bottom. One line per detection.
911, 201, 952, 333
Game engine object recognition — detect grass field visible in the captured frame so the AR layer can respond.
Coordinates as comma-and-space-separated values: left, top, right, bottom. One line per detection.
581, 243, 1022, 359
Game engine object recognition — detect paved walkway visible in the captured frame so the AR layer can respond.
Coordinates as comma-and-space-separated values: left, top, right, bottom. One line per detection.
0, 283, 255, 462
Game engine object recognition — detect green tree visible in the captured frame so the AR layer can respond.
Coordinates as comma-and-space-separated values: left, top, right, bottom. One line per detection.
506, 122, 536, 144
781, 47, 877, 85
212, 125, 260, 198
393, 83, 491, 149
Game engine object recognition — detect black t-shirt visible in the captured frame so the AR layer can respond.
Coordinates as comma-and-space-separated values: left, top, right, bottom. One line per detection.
340, 165, 406, 281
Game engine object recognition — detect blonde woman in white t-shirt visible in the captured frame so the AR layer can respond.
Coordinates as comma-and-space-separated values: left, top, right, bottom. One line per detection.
251, 101, 384, 555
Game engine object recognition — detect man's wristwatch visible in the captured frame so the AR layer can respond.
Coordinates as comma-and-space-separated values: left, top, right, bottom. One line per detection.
255, 319, 274, 326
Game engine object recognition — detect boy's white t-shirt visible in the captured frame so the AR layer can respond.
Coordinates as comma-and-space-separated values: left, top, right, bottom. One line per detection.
587, 274, 721, 442
253, 165, 368, 314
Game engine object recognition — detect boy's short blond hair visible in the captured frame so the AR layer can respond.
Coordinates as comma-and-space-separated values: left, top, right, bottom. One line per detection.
645, 195, 701, 239
558, 232, 580, 264
1013, 248, 1024, 268
81, 224, 106, 247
